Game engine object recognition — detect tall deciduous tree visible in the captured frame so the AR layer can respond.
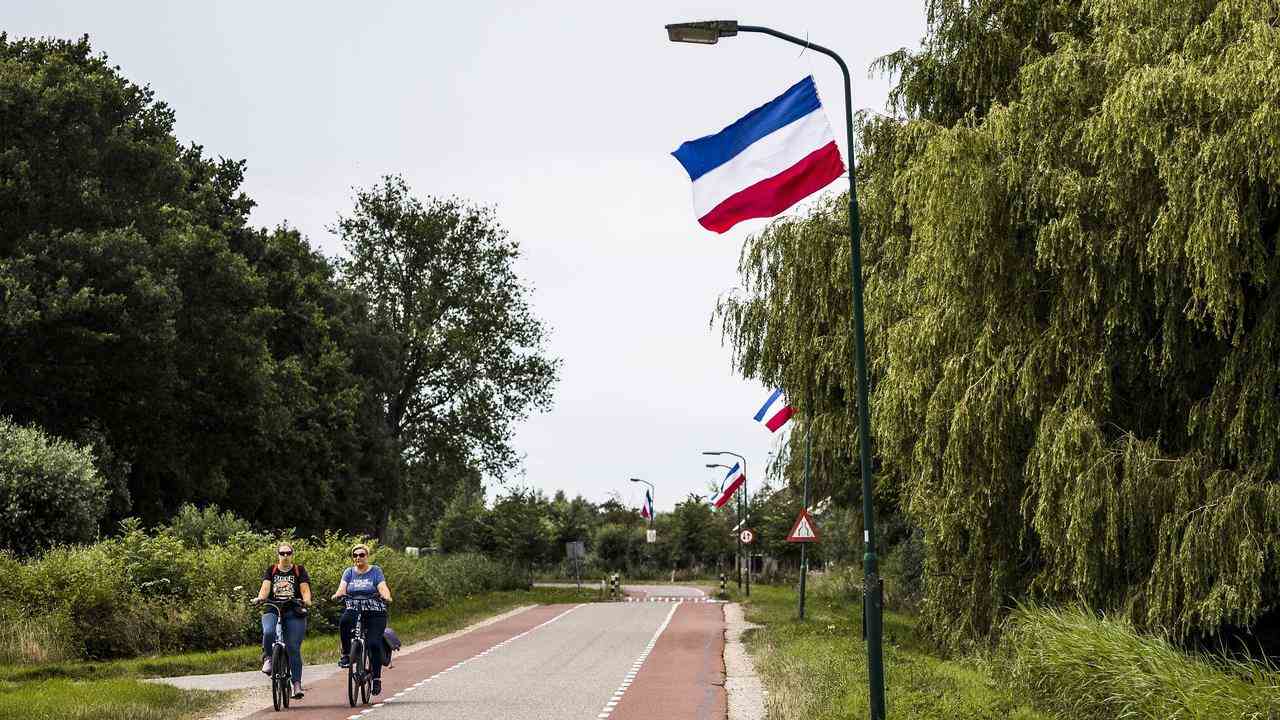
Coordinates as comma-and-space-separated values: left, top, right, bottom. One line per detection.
0, 35, 397, 533
717, 0, 1280, 647
336, 176, 559, 534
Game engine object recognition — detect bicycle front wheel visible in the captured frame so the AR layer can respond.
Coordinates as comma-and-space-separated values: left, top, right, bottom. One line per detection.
272, 645, 289, 711
347, 640, 363, 707
360, 650, 372, 705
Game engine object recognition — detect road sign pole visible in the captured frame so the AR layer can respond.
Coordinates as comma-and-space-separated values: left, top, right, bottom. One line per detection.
799, 410, 812, 619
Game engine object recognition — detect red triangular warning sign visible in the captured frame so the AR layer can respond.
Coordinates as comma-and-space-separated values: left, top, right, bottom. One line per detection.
787, 509, 820, 543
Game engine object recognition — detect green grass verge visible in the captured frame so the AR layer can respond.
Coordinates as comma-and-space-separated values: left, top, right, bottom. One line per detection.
0, 678, 221, 720
3, 586, 598, 683
742, 584, 1052, 720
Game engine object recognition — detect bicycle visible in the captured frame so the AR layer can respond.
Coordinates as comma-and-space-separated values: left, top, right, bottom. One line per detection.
347, 610, 374, 707
255, 599, 306, 712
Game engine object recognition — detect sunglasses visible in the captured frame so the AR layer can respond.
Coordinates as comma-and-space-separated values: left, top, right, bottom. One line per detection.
352, 552, 367, 558
278, 550, 293, 556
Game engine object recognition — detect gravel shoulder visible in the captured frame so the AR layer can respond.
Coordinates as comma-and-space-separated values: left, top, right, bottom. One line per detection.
724, 602, 765, 720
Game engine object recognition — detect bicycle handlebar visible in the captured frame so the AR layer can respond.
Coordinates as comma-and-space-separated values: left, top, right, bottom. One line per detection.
254, 598, 308, 615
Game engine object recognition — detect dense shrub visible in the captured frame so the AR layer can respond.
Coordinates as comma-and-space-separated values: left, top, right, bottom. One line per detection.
166, 504, 264, 548
0, 418, 107, 555
4, 513, 525, 661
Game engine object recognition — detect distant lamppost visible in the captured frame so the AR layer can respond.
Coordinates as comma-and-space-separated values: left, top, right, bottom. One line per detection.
705, 462, 740, 590
630, 477, 656, 543
667, 19, 885, 720
703, 450, 749, 596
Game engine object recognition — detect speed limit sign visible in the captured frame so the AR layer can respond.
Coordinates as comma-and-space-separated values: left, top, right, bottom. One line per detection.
739, 528, 755, 544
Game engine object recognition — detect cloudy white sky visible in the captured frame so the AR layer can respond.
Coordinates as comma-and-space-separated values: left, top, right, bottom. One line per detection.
9, 1, 926, 511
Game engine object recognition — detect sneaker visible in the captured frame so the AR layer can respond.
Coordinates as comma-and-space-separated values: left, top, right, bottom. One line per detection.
337, 655, 350, 668
261, 657, 272, 675
371, 679, 382, 696
291, 681, 304, 699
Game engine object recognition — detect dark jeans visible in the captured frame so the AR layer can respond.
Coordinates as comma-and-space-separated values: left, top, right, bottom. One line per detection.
261, 611, 306, 683
339, 609, 387, 679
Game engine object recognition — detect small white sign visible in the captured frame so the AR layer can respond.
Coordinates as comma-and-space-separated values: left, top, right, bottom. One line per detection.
740, 529, 755, 544
646, 529, 657, 544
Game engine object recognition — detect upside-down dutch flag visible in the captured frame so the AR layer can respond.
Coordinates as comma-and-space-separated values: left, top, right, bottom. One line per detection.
711, 463, 746, 509
672, 76, 845, 233
640, 489, 654, 520
754, 388, 795, 433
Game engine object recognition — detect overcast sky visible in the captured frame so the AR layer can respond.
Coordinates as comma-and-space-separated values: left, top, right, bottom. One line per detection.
9, 1, 926, 511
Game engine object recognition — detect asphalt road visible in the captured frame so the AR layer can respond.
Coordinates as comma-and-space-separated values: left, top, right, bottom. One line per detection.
240, 601, 726, 720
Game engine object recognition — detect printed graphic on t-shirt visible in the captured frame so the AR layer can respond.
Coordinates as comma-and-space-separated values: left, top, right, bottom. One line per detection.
272, 573, 297, 600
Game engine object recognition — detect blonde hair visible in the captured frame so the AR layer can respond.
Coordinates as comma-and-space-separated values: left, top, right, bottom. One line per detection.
351, 544, 370, 557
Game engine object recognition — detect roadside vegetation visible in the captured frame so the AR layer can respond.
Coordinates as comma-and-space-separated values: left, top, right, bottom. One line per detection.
0, 678, 220, 720
743, 572, 1280, 719
0, 505, 529, 664
1003, 605, 1280, 719
743, 578, 1050, 720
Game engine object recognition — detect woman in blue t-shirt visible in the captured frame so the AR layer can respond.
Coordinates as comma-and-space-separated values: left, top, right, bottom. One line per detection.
331, 543, 394, 696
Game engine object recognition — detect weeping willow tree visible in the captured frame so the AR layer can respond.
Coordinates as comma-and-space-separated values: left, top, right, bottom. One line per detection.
717, 0, 1280, 648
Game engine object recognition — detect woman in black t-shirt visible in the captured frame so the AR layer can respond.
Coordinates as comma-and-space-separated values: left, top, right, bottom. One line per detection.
253, 543, 312, 699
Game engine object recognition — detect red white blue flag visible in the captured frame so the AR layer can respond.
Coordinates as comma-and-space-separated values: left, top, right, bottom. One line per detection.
711, 463, 745, 509
640, 489, 654, 520
672, 76, 845, 233
754, 388, 795, 433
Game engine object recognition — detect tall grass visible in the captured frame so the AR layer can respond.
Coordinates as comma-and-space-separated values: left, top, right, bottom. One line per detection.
0, 519, 526, 661
1002, 604, 1280, 719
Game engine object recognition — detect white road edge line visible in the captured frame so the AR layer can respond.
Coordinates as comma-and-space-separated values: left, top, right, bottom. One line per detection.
345, 603, 586, 719
594, 601, 682, 720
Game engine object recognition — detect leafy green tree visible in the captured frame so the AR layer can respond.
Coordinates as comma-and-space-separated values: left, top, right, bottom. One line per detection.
716, 0, 1280, 646
750, 484, 803, 563
668, 498, 730, 570
335, 176, 559, 535
434, 494, 487, 554
486, 489, 552, 573
0, 418, 106, 554
594, 524, 631, 571
550, 492, 598, 550
597, 497, 642, 529
0, 35, 398, 532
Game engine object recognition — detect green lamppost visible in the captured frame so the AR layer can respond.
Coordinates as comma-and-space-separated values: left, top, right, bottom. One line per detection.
630, 477, 656, 542
667, 20, 886, 720
706, 461, 742, 591
703, 450, 750, 597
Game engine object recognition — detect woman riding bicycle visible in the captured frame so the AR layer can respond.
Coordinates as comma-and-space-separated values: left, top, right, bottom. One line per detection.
253, 543, 312, 699
331, 543, 393, 697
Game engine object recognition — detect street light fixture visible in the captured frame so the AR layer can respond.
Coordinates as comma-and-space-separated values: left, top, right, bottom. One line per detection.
671, 21, 886, 720
664, 20, 737, 44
